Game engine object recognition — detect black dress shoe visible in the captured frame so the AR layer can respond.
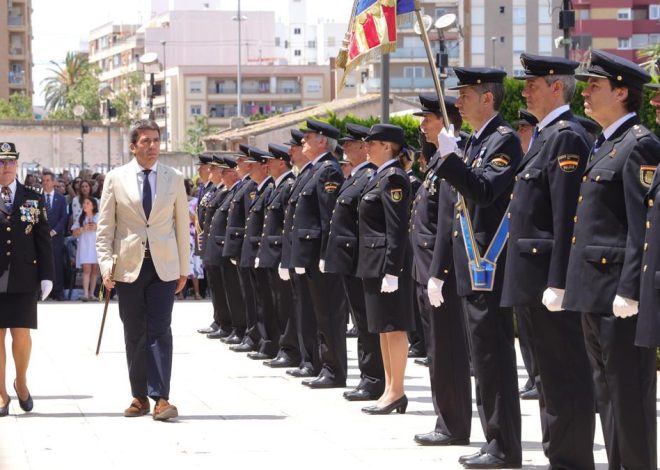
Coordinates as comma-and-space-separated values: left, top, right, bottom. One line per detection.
13, 381, 33, 412
407, 348, 425, 358
229, 341, 255, 352
221, 333, 243, 345
343, 388, 380, 401
459, 451, 484, 464
414, 357, 431, 367
346, 325, 358, 338
361, 395, 408, 414
286, 367, 315, 378
414, 431, 469, 446
519, 386, 539, 400
461, 453, 520, 469
263, 356, 298, 368
0, 397, 9, 417
302, 376, 345, 389
206, 329, 231, 339
247, 351, 273, 360
197, 323, 219, 334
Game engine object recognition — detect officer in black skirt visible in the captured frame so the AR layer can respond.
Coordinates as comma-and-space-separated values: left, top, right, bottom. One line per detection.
0, 142, 54, 416
356, 124, 414, 415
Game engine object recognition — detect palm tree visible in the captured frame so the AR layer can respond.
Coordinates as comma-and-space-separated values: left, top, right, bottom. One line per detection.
42, 52, 91, 111
638, 44, 660, 74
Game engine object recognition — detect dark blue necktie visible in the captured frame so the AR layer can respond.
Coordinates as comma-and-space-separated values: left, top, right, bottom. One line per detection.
142, 169, 152, 219
592, 134, 605, 155
529, 126, 540, 151
1, 186, 11, 212
46, 193, 52, 210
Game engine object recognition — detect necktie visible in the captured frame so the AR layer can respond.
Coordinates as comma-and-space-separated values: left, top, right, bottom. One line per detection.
1, 186, 11, 212
46, 193, 52, 210
592, 134, 605, 155
529, 126, 540, 151
142, 169, 152, 219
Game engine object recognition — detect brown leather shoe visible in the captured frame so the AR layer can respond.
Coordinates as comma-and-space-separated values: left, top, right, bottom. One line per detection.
153, 399, 178, 421
124, 397, 150, 417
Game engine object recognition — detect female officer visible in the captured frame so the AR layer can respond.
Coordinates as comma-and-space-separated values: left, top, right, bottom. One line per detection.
356, 124, 413, 415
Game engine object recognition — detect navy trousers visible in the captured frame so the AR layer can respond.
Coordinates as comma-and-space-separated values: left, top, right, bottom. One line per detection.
116, 258, 176, 401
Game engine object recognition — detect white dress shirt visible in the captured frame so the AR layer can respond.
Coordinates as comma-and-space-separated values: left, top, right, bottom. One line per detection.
133, 159, 158, 204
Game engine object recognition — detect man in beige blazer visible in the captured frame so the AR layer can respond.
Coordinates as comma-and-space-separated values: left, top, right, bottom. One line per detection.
97, 120, 189, 421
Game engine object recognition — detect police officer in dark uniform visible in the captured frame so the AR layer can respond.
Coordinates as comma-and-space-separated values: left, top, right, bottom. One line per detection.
410, 94, 472, 446
322, 123, 385, 401
563, 50, 660, 470
258, 143, 300, 368
0, 142, 54, 416
434, 68, 523, 469
635, 67, 660, 348
291, 119, 347, 388
225, 148, 260, 352
501, 54, 595, 469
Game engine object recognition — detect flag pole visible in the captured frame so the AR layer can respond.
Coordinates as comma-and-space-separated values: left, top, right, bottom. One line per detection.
413, 3, 449, 128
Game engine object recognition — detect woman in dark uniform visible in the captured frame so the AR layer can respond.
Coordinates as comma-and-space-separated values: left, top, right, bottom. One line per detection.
356, 124, 413, 415
0, 142, 54, 416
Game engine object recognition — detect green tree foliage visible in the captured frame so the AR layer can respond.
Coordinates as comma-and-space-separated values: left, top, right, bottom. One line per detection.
43, 52, 99, 116
181, 115, 216, 155
110, 72, 143, 126
0, 93, 32, 120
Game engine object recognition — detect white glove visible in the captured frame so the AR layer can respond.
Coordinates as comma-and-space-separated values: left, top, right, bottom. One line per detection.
612, 295, 638, 318
542, 287, 565, 312
254, 257, 260, 268
278, 264, 290, 281
319, 259, 326, 273
40, 280, 53, 301
380, 274, 399, 293
437, 124, 458, 157
230, 258, 237, 265
427, 277, 444, 307
294, 267, 305, 275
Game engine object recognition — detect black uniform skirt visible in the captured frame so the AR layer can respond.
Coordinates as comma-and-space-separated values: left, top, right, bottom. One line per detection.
0, 291, 39, 329
363, 274, 414, 334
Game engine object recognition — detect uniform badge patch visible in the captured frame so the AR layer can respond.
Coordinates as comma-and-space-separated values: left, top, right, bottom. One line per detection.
558, 154, 580, 173
390, 188, 403, 202
324, 182, 339, 193
249, 191, 257, 201
491, 154, 510, 168
640, 165, 656, 188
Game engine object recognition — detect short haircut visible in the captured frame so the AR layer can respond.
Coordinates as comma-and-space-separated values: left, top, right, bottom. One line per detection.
129, 119, 161, 145
473, 82, 505, 110
325, 136, 338, 154
42, 170, 55, 181
432, 106, 463, 130
542, 75, 576, 103
607, 79, 644, 112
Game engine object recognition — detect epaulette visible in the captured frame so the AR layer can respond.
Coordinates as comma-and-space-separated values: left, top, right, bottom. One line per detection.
409, 175, 418, 183
322, 160, 333, 167
632, 124, 651, 140
388, 167, 397, 176
497, 126, 513, 135
556, 120, 571, 131
25, 185, 43, 195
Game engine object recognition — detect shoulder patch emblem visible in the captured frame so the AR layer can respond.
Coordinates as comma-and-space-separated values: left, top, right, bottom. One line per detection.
390, 188, 403, 202
497, 126, 512, 135
640, 165, 656, 188
558, 154, 580, 173
249, 191, 257, 201
491, 154, 510, 168
633, 124, 650, 140
324, 182, 339, 193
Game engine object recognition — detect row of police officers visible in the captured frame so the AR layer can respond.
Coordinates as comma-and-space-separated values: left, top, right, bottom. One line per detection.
194, 50, 660, 470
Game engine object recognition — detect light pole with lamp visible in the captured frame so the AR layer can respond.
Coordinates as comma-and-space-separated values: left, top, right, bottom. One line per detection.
98, 83, 115, 171
491, 36, 497, 67
73, 104, 86, 175
232, 1, 247, 120
139, 52, 161, 119
160, 40, 168, 151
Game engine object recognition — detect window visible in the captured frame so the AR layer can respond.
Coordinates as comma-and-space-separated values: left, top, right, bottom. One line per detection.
471, 36, 485, 54
294, 49, 301, 56
618, 37, 631, 49
650, 5, 660, 20
327, 37, 336, 47
308, 40, 316, 48
578, 9, 590, 20
539, 35, 552, 53
190, 105, 202, 116
632, 34, 648, 49
472, 7, 484, 25
189, 80, 202, 94
617, 8, 632, 20
513, 7, 526, 25
513, 36, 526, 54
306, 79, 321, 93
435, 8, 446, 18
446, 39, 459, 59
275, 37, 281, 47
293, 27, 301, 35
404, 66, 424, 78
538, 3, 551, 24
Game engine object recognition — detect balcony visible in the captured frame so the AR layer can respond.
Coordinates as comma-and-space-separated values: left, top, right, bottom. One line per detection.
8, 15, 24, 26
390, 47, 428, 60
9, 47, 24, 56
9, 71, 25, 86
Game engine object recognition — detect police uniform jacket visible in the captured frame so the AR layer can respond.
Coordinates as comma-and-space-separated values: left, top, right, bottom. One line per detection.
563, 117, 660, 314
407, 170, 422, 197
223, 177, 257, 260
356, 160, 412, 279
434, 114, 522, 297
324, 162, 376, 275
256, 172, 295, 269
290, 153, 344, 269
0, 181, 54, 293
281, 163, 314, 269
195, 183, 218, 256
202, 183, 235, 266
501, 111, 590, 307
240, 177, 274, 268
636, 164, 660, 347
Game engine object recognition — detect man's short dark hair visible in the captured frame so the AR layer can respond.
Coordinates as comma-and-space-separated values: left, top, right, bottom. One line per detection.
129, 119, 161, 145
607, 79, 644, 112
473, 82, 505, 110
42, 170, 55, 181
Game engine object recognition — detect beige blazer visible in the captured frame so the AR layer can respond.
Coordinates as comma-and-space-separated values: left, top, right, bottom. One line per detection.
96, 159, 190, 283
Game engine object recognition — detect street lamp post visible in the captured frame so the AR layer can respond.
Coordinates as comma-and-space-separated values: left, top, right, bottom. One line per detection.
98, 83, 114, 171
73, 104, 86, 174
139, 52, 161, 119
161, 40, 168, 151
491, 37, 497, 67
232, 1, 247, 120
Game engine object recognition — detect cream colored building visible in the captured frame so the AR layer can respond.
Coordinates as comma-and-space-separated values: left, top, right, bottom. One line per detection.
0, 0, 33, 99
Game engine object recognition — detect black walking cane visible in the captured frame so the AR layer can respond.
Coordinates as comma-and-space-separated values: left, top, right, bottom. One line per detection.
96, 254, 117, 355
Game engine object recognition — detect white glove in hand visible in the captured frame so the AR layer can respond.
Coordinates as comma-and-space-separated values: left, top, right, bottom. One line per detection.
254, 257, 260, 269
437, 124, 458, 157
230, 258, 237, 266
427, 277, 445, 307
294, 267, 305, 275
319, 259, 326, 273
542, 287, 565, 312
40, 280, 53, 301
612, 295, 638, 318
278, 264, 290, 281
380, 274, 399, 293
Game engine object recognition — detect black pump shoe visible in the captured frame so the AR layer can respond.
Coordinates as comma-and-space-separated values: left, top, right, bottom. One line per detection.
0, 396, 10, 417
13, 381, 33, 412
361, 395, 408, 415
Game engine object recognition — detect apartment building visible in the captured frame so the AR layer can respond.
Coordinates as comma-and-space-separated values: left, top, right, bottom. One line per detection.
0, 0, 33, 99
88, 23, 144, 94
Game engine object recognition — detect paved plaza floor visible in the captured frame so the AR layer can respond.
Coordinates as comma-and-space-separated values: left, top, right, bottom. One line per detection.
0, 300, 654, 469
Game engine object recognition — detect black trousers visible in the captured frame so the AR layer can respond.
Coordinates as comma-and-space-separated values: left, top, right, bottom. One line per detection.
517, 303, 595, 469
205, 264, 232, 331
115, 258, 176, 401
514, 306, 537, 391
462, 292, 521, 464
416, 276, 471, 439
51, 234, 65, 296
408, 290, 427, 357
269, 270, 300, 362
237, 266, 260, 345
342, 275, 384, 393
251, 268, 280, 357
220, 260, 246, 335
306, 268, 347, 384
582, 312, 657, 470
291, 272, 318, 372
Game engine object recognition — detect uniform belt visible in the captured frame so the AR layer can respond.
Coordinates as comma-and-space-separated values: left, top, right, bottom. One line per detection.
144, 249, 152, 258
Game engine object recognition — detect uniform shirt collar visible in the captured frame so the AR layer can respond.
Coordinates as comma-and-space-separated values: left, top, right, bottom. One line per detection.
133, 158, 158, 174
275, 170, 293, 187
602, 112, 637, 140
537, 104, 570, 131
257, 176, 272, 192
474, 113, 499, 140
350, 160, 371, 176
5, 178, 17, 195
312, 152, 329, 166
228, 179, 241, 191
376, 158, 397, 174
299, 161, 313, 173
